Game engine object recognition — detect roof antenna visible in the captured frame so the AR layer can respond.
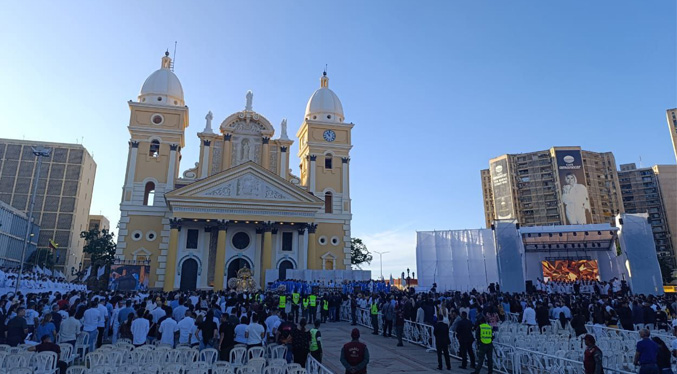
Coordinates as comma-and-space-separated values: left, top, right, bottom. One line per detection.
172, 41, 177, 72
639, 155, 643, 168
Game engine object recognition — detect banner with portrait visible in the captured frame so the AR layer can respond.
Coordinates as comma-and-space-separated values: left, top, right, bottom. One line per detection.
554, 149, 590, 225
109, 264, 150, 291
490, 156, 515, 220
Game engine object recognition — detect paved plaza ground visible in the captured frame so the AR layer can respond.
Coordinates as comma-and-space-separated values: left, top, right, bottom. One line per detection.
318, 321, 458, 374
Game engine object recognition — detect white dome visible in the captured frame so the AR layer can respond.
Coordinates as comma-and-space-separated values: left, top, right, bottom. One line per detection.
138, 52, 185, 106
305, 72, 344, 123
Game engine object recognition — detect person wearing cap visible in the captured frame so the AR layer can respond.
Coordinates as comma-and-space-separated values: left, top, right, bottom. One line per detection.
340, 328, 369, 374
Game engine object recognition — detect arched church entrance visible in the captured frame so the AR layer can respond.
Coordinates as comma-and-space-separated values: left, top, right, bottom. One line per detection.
278, 260, 294, 280
227, 258, 251, 281
180, 259, 198, 291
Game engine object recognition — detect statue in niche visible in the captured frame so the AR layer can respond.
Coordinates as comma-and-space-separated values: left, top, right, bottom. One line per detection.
241, 139, 250, 162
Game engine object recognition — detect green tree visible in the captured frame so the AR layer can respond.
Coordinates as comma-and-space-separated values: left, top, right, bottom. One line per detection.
351, 237, 372, 268
81, 227, 117, 286
27, 248, 55, 268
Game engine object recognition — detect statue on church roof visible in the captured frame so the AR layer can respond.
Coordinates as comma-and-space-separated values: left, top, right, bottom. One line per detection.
245, 90, 253, 111
280, 118, 289, 140
204, 111, 213, 133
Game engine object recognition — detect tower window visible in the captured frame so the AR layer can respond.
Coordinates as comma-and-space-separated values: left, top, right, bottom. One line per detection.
149, 140, 160, 158
143, 182, 155, 206
325, 154, 333, 169
324, 192, 333, 214
186, 229, 199, 249
282, 232, 293, 251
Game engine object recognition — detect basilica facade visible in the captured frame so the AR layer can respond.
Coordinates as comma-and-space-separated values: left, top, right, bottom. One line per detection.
116, 53, 353, 291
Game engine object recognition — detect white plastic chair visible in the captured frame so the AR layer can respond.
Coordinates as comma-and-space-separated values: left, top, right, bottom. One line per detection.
270, 345, 287, 360
229, 346, 246, 367
264, 366, 286, 374
86, 351, 106, 368
268, 358, 286, 367
58, 343, 75, 365
199, 347, 219, 364
179, 348, 198, 365
161, 363, 185, 374
74, 332, 90, 362
31, 351, 58, 374
0, 351, 8, 367
0, 344, 10, 351
285, 363, 302, 373
5, 355, 29, 369
89, 366, 116, 374
246, 357, 266, 371
236, 367, 258, 374
246, 346, 265, 360
286, 369, 305, 374
212, 368, 235, 374
65, 366, 87, 374
8, 368, 33, 374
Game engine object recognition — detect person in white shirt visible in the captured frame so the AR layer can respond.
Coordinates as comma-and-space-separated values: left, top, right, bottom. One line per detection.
151, 302, 166, 324
245, 313, 265, 348
131, 314, 150, 346
234, 316, 249, 345
96, 299, 108, 348
522, 304, 537, 326
159, 315, 179, 347
82, 301, 101, 352
177, 312, 195, 345
110, 300, 123, 344
264, 311, 280, 342
59, 309, 82, 346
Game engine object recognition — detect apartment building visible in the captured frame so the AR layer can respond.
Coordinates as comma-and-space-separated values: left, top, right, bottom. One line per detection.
481, 146, 624, 228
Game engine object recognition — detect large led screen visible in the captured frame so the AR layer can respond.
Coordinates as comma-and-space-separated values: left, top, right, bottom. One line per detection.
542, 260, 599, 281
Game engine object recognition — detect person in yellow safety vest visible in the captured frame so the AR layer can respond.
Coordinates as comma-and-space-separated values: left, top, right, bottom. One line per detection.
370, 297, 379, 335
291, 292, 300, 323
309, 294, 317, 324
309, 319, 323, 363
302, 296, 310, 321
278, 295, 286, 311
473, 317, 494, 374
321, 298, 329, 323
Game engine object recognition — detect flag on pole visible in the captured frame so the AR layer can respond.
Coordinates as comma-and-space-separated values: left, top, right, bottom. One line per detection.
82, 266, 92, 281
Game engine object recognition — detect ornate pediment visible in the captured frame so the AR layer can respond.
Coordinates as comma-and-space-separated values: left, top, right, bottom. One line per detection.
197, 173, 293, 201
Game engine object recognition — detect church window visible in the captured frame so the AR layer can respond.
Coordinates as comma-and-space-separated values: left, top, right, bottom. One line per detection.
186, 229, 199, 249
324, 192, 333, 213
282, 232, 293, 251
327, 115, 331, 119
325, 155, 332, 169
232, 232, 250, 250
149, 140, 160, 158
151, 114, 164, 125
143, 182, 155, 206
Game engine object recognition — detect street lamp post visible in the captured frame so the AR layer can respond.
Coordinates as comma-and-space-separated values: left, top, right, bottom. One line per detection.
373, 250, 389, 280
16, 146, 51, 293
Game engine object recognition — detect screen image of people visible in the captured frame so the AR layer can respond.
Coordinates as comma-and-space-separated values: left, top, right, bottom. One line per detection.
542, 260, 599, 281
561, 172, 590, 224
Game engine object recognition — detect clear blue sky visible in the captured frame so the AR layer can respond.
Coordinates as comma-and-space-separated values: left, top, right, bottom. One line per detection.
0, 1, 675, 279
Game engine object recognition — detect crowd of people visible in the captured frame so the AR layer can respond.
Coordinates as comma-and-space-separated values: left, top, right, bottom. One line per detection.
3, 274, 677, 373
0, 266, 87, 294
534, 277, 629, 296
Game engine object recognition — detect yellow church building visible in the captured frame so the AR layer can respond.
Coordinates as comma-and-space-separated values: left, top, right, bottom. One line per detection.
116, 52, 353, 291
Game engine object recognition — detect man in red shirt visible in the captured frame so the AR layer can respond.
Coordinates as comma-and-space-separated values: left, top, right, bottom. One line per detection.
340, 328, 370, 374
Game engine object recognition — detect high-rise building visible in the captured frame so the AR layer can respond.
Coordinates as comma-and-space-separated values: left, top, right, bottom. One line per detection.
0, 139, 96, 275
82, 214, 110, 269
0, 200, 39, 267
618, 163, 677, 261
667, 109, 677, 163
481, 146, 624, 228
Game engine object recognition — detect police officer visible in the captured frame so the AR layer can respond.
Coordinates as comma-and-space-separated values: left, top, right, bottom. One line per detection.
340, 328, 369, 374
302, 295, 310, 321
321, 296, 330, 323
309, 319, 323, 363
370, 296, 379, 335
291, 291, 301, 323
278, 293, 287, 312
473, 317, 494, 374
309, 293, 317, 324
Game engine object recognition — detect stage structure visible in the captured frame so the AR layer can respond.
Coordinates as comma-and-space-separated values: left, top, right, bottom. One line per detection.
416, 213, 663, 295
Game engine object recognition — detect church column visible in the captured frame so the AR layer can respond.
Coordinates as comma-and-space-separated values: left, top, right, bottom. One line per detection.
223, 134, 232, 170
279, 146, 287, 179
307, 223, 318, 269
309, 155, 317, 195
262, 137, 270, 170
342, 157, 350, 213
167, 144, 178, 190
164, 218, 181, 292
201, 140, 211, 179
261, 222, 273, 285
213, 220, 228, 291
124, 141, 139, 200
297, 226, 307, 270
